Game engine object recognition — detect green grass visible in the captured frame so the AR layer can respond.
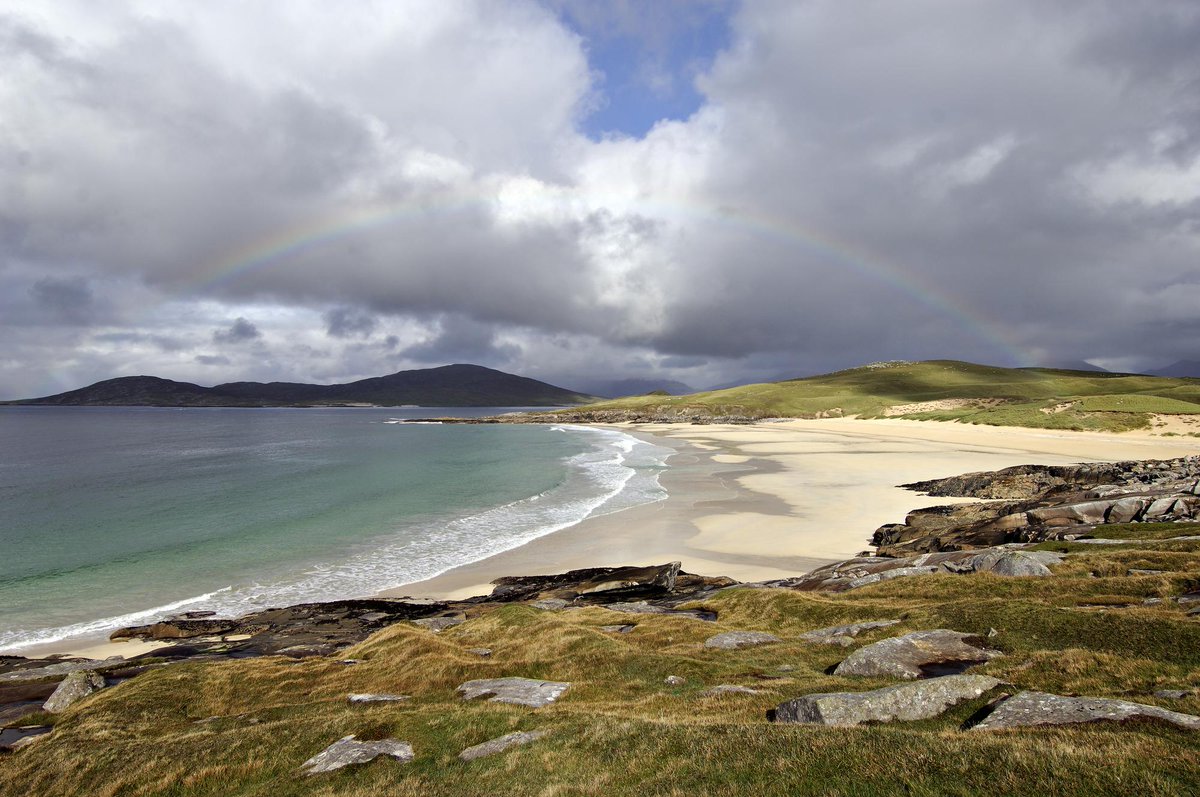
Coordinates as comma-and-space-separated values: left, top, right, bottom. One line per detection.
4, 538, 1200, 796
561, 360, 1200, 432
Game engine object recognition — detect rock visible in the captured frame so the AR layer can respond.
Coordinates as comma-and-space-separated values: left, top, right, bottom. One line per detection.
467, 648, 492, 657
1154, 689, 1193, 700
301, 735, 414, 774
457, 677, 570, 708
109, 618, 240, 640
664, 675, 686, 686
603, 602, 716, 621
0, 657, 124, 684
833, 630, 1002, 680
701, 685, 762, 696
599, 624, 636, 633
0, 726, 53, 752
458, 730, 548, 762
490, 562, 682, 602
43, 670, 107, 713
972, 550, 1055, 577
1106, 497, 1148, 524
847, 566, 940, 589
1128, 569, 1166, 576
412, 615, 465, 632
704, 631, 782, 650
799, 620, 900, 646
1177, 592, 1200, 605
8, 730, 52, 751
347, 693, 410, 704
771, 674, 1001, 726
531, 599, 569, 611
972, 691, 1200, 731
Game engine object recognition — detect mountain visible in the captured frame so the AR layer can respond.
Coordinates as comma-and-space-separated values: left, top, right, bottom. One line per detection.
1148, 360, 1200, 378
576, 378, 697, 398
8, 364, 597, 407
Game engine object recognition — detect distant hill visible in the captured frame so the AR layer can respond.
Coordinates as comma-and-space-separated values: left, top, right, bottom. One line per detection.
578, 378, 697, 398
562, 359, 1200, 432
1148, 360, 1200, 378
1035, 359, 1109, 373
8, 364, 596, 407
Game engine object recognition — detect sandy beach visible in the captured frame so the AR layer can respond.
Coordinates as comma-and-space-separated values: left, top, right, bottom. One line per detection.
40, 417, 1199, 660
386, 418, 1200, 601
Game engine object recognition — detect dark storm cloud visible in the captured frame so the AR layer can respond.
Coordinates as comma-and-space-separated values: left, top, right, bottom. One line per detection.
212, 318, 261, 345
323, 307, 378, 339
1, 1, 1199, 396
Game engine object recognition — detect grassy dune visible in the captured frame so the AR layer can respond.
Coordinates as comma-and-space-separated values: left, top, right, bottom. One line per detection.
577, 361, 1200, 432
4, 524, 1200, 796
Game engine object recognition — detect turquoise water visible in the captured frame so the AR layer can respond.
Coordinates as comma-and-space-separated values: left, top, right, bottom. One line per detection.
0, 407, 670, 652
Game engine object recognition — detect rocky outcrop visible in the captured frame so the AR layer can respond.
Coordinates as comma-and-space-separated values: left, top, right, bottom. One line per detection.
42, 671, 106, 713
490, 562, 685, 602
704, 631, 782, 650
779, 548, 1064, 592
798, 620, 901, 646
833, 630, 1002, 680
771, 674, 1000, 726
972, 691, 1200, 731
876, 457, 1200, 556
301, 736, 414, 774
701, 685, 762, 697
458, 730, 548, 762
347, 693, 410, 704
457, 677, 570, 708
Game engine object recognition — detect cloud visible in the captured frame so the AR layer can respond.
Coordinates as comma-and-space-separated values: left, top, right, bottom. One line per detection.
212, 317, 261, 344
1, 1, 1199, 399
194, 354, 230, 366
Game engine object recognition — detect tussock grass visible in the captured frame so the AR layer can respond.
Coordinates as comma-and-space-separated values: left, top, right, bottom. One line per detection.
4, 541, 1200, 795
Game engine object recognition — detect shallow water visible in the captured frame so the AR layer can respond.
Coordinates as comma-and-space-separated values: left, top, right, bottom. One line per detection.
0, 406, 669, 652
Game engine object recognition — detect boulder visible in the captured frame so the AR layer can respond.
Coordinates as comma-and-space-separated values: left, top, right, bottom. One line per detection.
457, 677, 570, 708
43, 670, 107, 713
771, 674, 1001, 726
972, 691, 1200, 731
490, 562, 681, 602
704, 631, 782, 650
833, 630, 1002, 680
599, 624, 636, 633
412, 615, 464, 632
664, 675, 686, 686
109, 618, 239, 640
847, 566, 940, 589
347, 693, 410, 704
458, 730, 547, 762
799, 620, 900, 646
301, 735, 414, 774
971, 550, 1055, 577
467, 648, 493, 657
0, 657, 123, 684
1106, 497, 1148, 524
531, 599, 569, 611
701, 685, 762, 696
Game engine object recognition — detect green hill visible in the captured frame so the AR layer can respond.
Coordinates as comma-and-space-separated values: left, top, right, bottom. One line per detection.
567, 360, 1200, 432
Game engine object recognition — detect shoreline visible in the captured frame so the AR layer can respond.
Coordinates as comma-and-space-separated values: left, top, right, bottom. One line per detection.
25, 417, 1200, 659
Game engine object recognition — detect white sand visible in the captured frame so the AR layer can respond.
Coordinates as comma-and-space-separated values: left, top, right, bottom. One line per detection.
387, 418, 1198, 599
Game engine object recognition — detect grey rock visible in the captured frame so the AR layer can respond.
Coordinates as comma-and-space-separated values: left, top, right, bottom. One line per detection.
772, 674, 1001, 727
412, 615, 465, 632
1178, 592, 1200, 605
0, 657, 123, 684
1106, 497, 1148, 524
701, 684, 762, 696
1128, 569, 1166, 576
347, 693, 410, 704
972, 550, 1053, 577
467, 648, 492, 657
776, 664, 797, 672
301, 735, 414, 774
704, 631, 782, 650
799, 620, 900, 645
973, 691, 1200, 731
603, 601, 668, 615
833, 629, 1002, 680
664, 675, 686, 686
457, 677, 570, 708
1154, 689, 1193, 700
847, 566, 940, 589
599, 624, 636, 633
43, 670, 107, 713
458, 730, 548, 762
531, 598, 570, 611
9, 730, 52, 751
1070, 538, 1137, 545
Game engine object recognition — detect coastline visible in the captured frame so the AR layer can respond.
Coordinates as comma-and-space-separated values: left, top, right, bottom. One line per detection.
382, 417, 1200, 601
32, 417, 1200, 659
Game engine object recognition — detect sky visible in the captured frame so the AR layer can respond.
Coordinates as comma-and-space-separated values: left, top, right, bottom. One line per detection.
2, 0, 1199, 399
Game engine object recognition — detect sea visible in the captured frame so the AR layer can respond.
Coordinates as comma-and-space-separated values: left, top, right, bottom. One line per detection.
0, 406, 671, 654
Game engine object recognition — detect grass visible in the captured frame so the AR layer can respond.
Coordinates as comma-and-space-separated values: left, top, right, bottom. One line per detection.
562, 360, 1200, 432
4, 537, 1200, 796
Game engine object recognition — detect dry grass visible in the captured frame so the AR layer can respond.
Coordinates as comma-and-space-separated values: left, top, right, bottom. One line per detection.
4, 540, 1200, 796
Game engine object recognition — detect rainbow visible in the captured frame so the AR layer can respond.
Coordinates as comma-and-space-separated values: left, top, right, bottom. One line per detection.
184, 190, 1028, 365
